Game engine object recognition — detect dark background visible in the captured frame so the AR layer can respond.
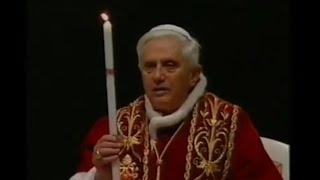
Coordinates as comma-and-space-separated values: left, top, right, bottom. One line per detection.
27, 0, 291, 179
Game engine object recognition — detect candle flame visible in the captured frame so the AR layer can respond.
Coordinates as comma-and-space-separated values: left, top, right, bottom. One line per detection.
101, 13, 109, 21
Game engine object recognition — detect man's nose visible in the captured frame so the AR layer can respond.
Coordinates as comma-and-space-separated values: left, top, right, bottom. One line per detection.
153, 65, 165, 82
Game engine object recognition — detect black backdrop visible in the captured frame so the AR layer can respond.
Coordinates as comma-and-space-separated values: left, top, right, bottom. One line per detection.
27, 0, 291, 179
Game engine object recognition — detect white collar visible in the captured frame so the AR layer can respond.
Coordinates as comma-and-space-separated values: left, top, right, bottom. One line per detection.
145, 73, 207, 140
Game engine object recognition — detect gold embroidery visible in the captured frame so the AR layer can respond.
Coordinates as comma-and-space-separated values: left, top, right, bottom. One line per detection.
185, 93, 239, 180
142, 118, 150, 180
184, 103, 199, 180
120, 154, 139, 179
117, 98, 147, 179
196, 160, 221, 176
221, 106, 239, 179
117, 93, 240, 180
193, 97, 227, 179
118, 100, 145, 161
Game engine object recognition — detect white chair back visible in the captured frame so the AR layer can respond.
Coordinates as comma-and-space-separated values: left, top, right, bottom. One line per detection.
260, 137, 290, 180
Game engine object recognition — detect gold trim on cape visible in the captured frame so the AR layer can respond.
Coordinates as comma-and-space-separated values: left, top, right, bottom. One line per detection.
117, 93, 240, 179
184, 93, 239, 180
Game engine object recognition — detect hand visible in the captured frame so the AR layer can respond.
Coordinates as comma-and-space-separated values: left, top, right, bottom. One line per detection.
92, 134, 123, 180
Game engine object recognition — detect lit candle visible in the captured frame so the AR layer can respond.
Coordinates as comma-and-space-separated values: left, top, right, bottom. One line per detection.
101, 12, 120, 180
101, 13, 114, 73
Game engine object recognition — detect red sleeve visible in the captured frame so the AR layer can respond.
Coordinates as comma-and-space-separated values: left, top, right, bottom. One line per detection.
77, 116, 109, 172
229, 109, 283, 180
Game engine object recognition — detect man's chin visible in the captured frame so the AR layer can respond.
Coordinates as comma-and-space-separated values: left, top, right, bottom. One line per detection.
151, 101, 177, 115
149, 95, 169, 103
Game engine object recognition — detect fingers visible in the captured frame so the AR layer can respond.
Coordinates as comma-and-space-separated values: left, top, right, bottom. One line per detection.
98, 147, 121, 156
97, 141, 123, 149
92, 147, 120, 166
97, 134, 124, 144
100, 155, 119, 164
94, 135, 123, 152
92, 134, 124, 168
93, 153, 119, 168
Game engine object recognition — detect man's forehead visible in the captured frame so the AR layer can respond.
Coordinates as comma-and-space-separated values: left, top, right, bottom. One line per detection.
142, 42, 182, 57
143, 38, 183, 51
142, 57, 180, 62
140, 38, 186, 63
141, 48, 185, 64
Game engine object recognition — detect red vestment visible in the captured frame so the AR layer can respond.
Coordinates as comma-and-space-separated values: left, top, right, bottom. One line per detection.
76, 93, 283, 180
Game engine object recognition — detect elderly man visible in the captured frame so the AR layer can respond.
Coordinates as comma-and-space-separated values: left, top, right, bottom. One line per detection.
70, 24, 283, 180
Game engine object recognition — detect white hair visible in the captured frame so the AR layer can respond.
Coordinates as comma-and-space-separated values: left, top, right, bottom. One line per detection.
136, 24, 201, 69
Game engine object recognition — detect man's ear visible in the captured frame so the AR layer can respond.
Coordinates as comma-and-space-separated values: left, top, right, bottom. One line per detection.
189, 65, 202, 87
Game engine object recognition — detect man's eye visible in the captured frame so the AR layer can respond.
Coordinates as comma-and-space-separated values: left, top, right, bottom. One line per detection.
166, 63, 175, 67
143, 63, 156, 72
164, 62, 178, 70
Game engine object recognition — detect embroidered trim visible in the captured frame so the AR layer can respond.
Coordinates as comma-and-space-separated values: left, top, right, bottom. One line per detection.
184, 103, 199, 180
118, 97, 146, 179
118, 100, 145, 161
118, 93, 240, 180
142, 118, 150, 180
184, 93, 239, 180
193, 95, 225, 179
120, 154, 139, 179
221, 106, 239, 179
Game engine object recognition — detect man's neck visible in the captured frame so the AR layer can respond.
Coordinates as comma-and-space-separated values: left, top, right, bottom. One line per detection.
157, 112, 189, 139
145, 73, 207, 140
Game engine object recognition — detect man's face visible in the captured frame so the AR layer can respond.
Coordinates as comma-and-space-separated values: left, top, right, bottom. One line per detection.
140, 37, 200, 115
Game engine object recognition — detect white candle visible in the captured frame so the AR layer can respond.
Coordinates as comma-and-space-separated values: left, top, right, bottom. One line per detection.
101, 13, 114, 70
101, 12, 120, 180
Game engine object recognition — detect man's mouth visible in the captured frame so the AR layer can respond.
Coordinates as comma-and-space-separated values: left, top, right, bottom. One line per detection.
152, 87, 169, 96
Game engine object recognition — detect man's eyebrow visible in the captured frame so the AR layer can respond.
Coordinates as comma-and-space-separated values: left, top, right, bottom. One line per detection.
143, 61, 156, 64
161, 58, 176, 62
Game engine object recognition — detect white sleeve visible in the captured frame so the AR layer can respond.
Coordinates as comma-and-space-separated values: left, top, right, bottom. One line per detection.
69, 167, 96, 180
